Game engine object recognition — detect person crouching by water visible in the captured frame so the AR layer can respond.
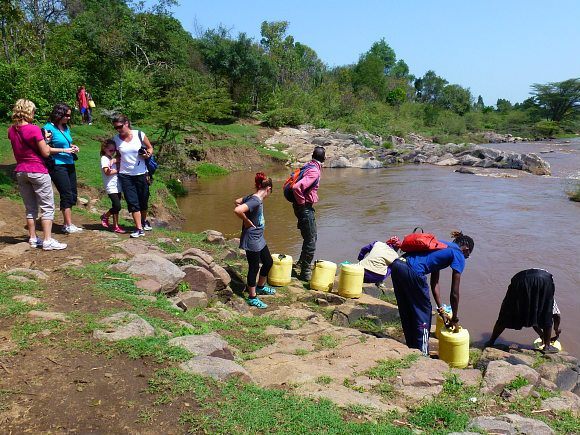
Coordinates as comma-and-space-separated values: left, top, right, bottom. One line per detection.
357, 239, 399, 289
485, 269, 561, 354
390, 230, 474, 356
234, 172, 276, 309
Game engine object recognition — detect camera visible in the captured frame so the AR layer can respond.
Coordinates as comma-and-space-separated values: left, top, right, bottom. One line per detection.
138, 147, 147, 155
40, 128, 46, 139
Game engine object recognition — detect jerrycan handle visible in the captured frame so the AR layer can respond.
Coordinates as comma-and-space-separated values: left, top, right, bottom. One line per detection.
277, 254, 286, 260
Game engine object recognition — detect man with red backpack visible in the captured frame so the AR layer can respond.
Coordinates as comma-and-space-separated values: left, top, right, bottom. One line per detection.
288, 146, 325, 281
390, 230, 474, 356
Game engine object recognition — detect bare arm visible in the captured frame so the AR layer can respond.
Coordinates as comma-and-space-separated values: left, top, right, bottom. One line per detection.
234, 197, 244, 206
234, 203, 255, 229
142, 133, 154, 156
430, 269, 442, 309
450, 270, 462, 325
37, 139, 51, 159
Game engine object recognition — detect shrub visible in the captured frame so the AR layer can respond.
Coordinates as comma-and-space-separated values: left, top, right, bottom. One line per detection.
261, 107, 306, 128
534, 120, 561, 137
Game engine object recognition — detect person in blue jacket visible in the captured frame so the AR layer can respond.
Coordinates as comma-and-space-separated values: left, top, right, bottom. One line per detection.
390, 230, 474, 356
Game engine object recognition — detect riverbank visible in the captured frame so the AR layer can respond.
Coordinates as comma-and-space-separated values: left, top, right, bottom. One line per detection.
0, 196, 579, 433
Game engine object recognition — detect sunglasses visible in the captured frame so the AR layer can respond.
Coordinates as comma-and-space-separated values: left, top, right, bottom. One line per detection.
113, 124, 125, 130
62, 114, 71, 118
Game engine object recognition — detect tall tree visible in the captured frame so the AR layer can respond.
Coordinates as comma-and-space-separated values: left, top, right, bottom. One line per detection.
414, 70, 448, 103
19, 0, 67, 60
531, 78, 580, 122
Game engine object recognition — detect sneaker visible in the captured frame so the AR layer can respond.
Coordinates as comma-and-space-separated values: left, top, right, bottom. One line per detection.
247, 297, 267, 309
29, 237, 43, 248
142, 220, 152, 231
113, 226, 126, 234
63, 224, 83, 234
257, 285, 276, 295
130, 229, 145, 238
42, 238, 67, 251
100, 214, 110, 229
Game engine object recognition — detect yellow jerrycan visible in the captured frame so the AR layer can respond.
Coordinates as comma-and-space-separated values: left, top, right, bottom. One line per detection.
435, 305, 452, 339
439, 326, 470, 368
309, 260, 337, 292
268, 254, 293, 286
337, 263, 364, 298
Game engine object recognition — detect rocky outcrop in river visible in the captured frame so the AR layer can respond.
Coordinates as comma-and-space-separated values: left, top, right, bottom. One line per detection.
265, 126, 551, 176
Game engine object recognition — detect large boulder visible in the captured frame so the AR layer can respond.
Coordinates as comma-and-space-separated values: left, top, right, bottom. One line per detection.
113, 253, 185, 293
469, 414, 553, 435
169, 332, 234, 360
482, 360, 540, 394
536, 363, 579, 391
180, 356, 252, 382
181, 265, 217, 295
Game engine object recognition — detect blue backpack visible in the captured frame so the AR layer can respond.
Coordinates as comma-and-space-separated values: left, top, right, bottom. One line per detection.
137, 130, 158, 176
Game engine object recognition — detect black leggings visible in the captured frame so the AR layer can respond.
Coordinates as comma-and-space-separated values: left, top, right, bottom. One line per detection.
108, 192, 122, 214
245, 245, 273, 287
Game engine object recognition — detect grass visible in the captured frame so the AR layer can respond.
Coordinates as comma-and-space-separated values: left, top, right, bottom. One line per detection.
11, 319, 67, 350
366, 354, 419, 380
194, 162, 229, 178
316, 375, 333, 385
0, 273, 46, 319
294, 348, 310, 356
379, 291, 398, 306
506, 375, 530, 391
568, 185, 580, 202
315, 334, 340, 350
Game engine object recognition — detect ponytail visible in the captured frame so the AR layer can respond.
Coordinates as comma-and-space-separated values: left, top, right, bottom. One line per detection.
254, 172, 273, 190
451, 230, 474, 254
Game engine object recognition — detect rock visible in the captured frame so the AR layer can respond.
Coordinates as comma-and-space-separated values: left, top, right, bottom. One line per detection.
216, 285, 234, 301
162, 252, 184, 263
505, 352, 537, 367
177, 291, 209, 309
12, 295, 42, 305
482, 360, 540, 394
78, 197, 89, 205
476, 347, 512, 369
331, 296, 399, 327
169, 332, 234, 360
458, 154, 481, 166
204, 230, 226, 245
300, 290, 346, 305
539, 377, 559, 391
209, 263, 231, 290
182, 248, 215, 266
28, 311, 67, 322
0, 242, 30, 258
225, 298, 251, 315
114, 238, 165, 256
455, 167, 477, 175
316, 298, 329, 307
135, 279, 162, 294
7, 275, 32, 283
93, 312, 155, 341
350, 157, 383, 169
180, 356, 252, 382
114, 253, 185, 293
327, 156, 351, 168
134, 295, 157, 302
181, 265, 217, 295
469, 414, 554, 434
395, 358, 449, 400
537, 363, 579, 391
435, 157, 460, 166
7, 268, 49, 280
541, 392, 580, 415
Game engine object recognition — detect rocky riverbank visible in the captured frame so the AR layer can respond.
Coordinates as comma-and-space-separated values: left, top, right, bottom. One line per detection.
265, 126, 551, 176
0, 195, 578, 432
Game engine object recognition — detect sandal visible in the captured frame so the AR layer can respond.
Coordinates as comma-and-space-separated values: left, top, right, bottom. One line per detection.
257, 285, 276, 296
247, 297, 267, 309
542, 344, 559, 354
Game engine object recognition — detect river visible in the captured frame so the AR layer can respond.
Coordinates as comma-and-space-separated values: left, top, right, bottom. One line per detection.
177, 138, 580, 356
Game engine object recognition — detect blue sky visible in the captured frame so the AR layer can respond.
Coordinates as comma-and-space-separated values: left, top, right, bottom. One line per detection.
170, 0, 580, 105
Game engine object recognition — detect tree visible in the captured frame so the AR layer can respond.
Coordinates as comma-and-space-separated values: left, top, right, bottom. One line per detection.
473, 95, 485, 111
531, 78, 580, 121
439, 84, 472, 115
352, 39, 396, 100
414, 70, 448, 103
19, 0, 68, 60
496, 98, 512, 112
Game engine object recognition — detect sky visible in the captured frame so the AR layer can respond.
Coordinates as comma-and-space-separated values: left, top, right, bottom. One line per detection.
169, 0, 580, 106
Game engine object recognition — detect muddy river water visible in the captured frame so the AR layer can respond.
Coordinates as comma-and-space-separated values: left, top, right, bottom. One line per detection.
178, 139, 580, 355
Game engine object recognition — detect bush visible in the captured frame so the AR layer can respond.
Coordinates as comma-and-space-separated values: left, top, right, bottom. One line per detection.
534, 120, 561, 137
261, 107, 306, 128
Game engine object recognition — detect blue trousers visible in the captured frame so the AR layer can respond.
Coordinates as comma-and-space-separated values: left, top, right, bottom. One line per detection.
390, 259, 432, 355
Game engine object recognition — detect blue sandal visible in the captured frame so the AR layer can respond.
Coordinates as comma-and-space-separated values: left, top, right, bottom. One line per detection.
247, 297, 267, 309
257, 285, 276, 296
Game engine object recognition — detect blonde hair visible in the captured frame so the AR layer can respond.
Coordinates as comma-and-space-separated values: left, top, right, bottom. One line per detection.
12, 99, 36, 124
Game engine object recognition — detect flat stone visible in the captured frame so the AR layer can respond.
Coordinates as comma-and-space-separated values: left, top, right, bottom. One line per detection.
28, 311, 67, 322
7, 268, 49, 280
180, 356, 251, 382
7, 275, 33, 283
162, 252, 183, 263
0, 242, 31, 258
537, 363, 579, 391
209, 263, 231, 290
296, 383, 400, 412
482, 360, 540, 394
395, 358, 449, 400
169, 332, 234, 360
178, 291, 209, 309
470, 414, 554, 435
12, 295, 42, 305
134, 295, 157, 302
541, 392, 580, 415
182, 248, 215, 266
114, 238, 165, 256
135, 278, 163, 294
93, 312, 155, 341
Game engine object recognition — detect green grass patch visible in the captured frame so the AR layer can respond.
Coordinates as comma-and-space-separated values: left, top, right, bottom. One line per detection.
315, 334, 340, 350
0, 273, 45, 318
11, 319, 66, 350
257, 145, 288, 161
194, 162, 229, 178
316, 375, 333, 385
294, 348, 309, 356
112, 336, 192, 363
366, 354, 419, 380
408, 402, 470, 433
379, 291, 398, 306
148, 368, 214, 405
506, 375, 530, 391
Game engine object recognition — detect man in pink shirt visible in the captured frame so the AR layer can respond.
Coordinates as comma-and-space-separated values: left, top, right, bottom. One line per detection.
291, 146, 325, 281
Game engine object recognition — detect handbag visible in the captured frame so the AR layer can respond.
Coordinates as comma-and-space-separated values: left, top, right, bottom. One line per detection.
88, 99, 96, 108
54, 125, 78, 161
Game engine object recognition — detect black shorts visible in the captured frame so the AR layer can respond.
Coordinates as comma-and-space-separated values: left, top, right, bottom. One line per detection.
118, 173, 149, 213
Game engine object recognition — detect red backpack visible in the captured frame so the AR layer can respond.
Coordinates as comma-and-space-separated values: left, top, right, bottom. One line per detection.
400, 227, 447, 252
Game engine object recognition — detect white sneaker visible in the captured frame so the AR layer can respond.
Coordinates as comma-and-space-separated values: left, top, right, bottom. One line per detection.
130, 229, 145, 238
63, 224, 83, 234
43, 238, 67, 251
29, 237, 43, 248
